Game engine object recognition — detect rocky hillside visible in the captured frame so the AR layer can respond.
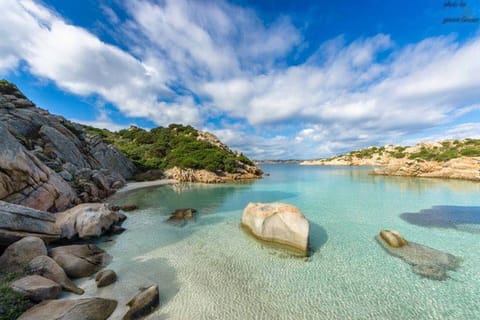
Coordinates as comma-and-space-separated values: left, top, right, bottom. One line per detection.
84, 124, 263, 183
0, 81, 262, 212
0, 81, 136, 212
301, 140, 480, 181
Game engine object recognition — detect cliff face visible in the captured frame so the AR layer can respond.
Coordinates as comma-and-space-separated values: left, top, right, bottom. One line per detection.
301, 141, 480, 181
0, 82, 136, 211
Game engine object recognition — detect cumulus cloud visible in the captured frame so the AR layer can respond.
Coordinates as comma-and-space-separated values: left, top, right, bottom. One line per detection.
1, 0, 479, 159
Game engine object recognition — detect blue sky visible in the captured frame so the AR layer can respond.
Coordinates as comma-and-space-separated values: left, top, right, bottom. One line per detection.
1, 0, 480, 159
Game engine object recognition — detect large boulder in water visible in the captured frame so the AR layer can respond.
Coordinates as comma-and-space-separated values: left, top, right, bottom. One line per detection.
50, 244, 110, 278
123, 285, 159, 320
241, 202, 310, 254
27, 255, 84, 294
55, 203, 121, 239
11, 275, 62, 302
0, 236, 47, 273
18, 298, 117, 320
376, 230, 460, 280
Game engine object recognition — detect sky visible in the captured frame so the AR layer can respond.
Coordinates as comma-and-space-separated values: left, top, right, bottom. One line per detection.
1, 0, 480, 160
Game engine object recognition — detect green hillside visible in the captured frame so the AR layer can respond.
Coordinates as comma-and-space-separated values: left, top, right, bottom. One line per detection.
84, 124, 255, 173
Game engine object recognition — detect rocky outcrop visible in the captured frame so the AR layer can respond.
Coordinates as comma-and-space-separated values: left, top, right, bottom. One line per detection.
301, 140, 480, 182
18, 298, 117, 320
123, 285, 159, 320
0, 201, 61, 248
56, 203, 122, 239
376, 230, 460, 280
95, 269, 117, 288
0, 82, 136, 212
27, 255, 84, 294
373, 157, 480, 181
164, 165, 262, 183
0, 236, 47, 273
11, 275, 62, 302
50, 244, 110, 278
241, 202, 310, 255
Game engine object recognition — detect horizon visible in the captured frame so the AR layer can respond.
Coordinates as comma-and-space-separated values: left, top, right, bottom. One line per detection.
1, 0, 480, 160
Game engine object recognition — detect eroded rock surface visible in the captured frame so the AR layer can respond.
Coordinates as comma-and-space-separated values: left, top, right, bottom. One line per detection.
11, 275, 62, 302
50, 244, 110, 278
95, 269, 117, 288
27, 255, 84, 294
18, 298, 117, 320
242, 202, 310, 255
56, 203, 121, 239
123, 285, 159, 320
0, 82, 136, 211
0, 201, 61, 247
0, 236, 47, 273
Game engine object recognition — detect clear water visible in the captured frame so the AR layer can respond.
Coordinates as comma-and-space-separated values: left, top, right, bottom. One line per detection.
71, 165, 480, 319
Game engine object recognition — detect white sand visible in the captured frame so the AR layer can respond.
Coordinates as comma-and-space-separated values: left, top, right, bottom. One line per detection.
116, 179, 178, 193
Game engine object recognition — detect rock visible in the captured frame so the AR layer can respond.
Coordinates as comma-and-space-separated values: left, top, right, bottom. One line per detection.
111, 204, 138, 212
0, 236, 47, 273
95, 269, 117, 288
241, 202, 310, 254
55, 203, 121, 239
164, 165, 262, 183
110, 225, 126, 235
0, 83, 137, 211
27, 255, 84, 294
123, 285, 159, 320
166, 208, 197, 226
11, 275, 62, 302
376, 231, 460, 280
50, 244, 110, 278
0, 201, 61, 247
0, 123, 78, 211
18, 298, 117, 320
379, 230, 408, 248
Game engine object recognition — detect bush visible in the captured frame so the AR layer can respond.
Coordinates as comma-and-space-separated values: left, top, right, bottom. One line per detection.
0, 273, 29, 320
85, 124, 254, 173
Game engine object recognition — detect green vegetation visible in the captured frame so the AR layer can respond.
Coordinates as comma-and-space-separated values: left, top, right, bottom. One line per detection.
406, 140, 480, 161
0, 273, 29, 320
0, 80, 18, 95
83, 124, 255, 173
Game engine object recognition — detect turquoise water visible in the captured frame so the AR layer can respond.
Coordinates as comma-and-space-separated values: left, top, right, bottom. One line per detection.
77, 165, 480, 319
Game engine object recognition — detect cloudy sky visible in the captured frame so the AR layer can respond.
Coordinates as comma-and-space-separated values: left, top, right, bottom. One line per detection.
1, 0, 480, 159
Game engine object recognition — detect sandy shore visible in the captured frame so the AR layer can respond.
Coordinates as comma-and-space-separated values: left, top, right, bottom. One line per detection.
116, 179, 178, 193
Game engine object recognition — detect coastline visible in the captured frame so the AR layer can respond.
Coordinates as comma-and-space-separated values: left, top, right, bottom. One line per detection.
116, 179, 179, 193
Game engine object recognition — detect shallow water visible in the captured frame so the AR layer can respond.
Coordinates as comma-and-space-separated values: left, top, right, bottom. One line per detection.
74, 165, 480, 319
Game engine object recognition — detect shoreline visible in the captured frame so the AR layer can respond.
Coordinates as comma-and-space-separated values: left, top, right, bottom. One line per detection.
116, 179, 178, 193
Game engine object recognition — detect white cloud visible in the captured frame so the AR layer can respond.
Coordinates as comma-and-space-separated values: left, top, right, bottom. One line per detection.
1, 0, 479, 159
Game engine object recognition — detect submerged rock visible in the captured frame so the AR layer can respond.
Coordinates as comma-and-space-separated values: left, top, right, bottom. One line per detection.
11, 275, 61, 302
111, 204, 138, 212
123, 285, 159, 320
18, 298, 117, 320
0, 236, 47, 273
241, 202, 310, 255
166, 208, 197, 226
50, 244, 110, 278
27, 255, 84, 294
376, 230, 460, 280
95, 269, 117, 288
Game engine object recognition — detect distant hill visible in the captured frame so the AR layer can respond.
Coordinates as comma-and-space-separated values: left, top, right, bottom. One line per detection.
301, 140, 480, 181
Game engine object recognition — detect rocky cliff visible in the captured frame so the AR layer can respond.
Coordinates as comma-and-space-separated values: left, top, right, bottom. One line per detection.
0, 81, 136, 211
301, 141, 480, 181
